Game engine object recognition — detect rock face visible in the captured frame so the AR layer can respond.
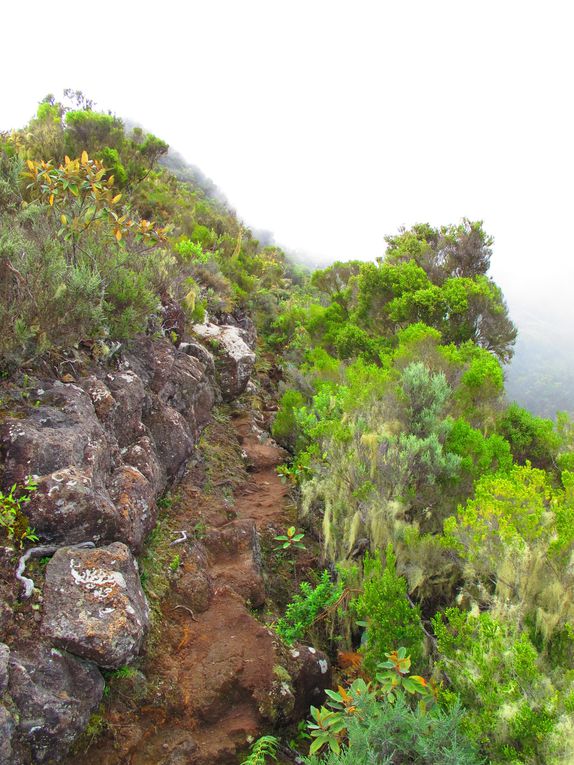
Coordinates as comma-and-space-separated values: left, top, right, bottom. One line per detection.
42, 542, 149, 669
7, 643, 104, 763
192, 323, 256, 402
0, 338, 216, 551
0, 326, 264, 765
287, 644, 333, 718
0, 643, 13, 765
0, 642, 9, 694
0, 703, 15, 765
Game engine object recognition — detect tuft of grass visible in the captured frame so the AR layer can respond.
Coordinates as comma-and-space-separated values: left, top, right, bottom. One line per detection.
138, 514, 178, 651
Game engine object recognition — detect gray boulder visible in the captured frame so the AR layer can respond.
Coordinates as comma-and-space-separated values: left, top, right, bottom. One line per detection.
0, 703, 15, 765
0, 642, 9, 694
192, 323, 256, 401
0, 338, 216, 551
8, 643, 104, 763
42, 542, 149, 669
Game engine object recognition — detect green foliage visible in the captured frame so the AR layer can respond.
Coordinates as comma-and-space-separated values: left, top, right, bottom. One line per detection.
275, 570, 343, 645
352, 546, 424, 674
443, 464, 574, 644
98, 146, 127, 187
272, 389, 306, 450
273, 526, 306, 552
399, 361, 450, 437
375, 647, 435, 707
445, 418, 512, 489
23, 152, 168, 249
307, 678, 373, 755
174, 236, 210, 263
304, 670, 481, 765
497, 402, 561, 470
240, 735, 279, 765
433, 608, 574, 764
169, 554, 181, 572
0, 477, 39, 547
355, 249, 516, 362
1, 96, 293, 365
64, 109, 124, 156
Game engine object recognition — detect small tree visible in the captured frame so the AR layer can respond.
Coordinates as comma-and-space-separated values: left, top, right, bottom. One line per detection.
23, 151, 167, 259
353, 545, 424, 673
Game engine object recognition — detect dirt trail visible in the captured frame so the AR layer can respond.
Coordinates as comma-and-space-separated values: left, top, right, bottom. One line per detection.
76, 407, 295, 765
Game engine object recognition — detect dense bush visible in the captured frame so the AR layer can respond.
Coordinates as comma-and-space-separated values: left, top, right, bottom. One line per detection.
352, 545, 424, 673
0, 96, 293, 367
275, 570, 343, 646
304, 692, 483, 765
433, 608, 574, 764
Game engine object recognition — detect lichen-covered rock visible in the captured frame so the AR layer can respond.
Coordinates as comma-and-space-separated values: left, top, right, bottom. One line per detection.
0, 643, 9, 695
8, 643, 104, 763
192, 323, 255, 401
0, 382, 111, 486
0, 338, 216, 551
145, 404, 194, 480
287, 644, 332, 718
0, 550, 15, 638
215, 312, 257, 350
121, 436, 163, 487
26, 466, 120, 548
0, 703, 15, 765
0, 643, 13, 763
108, 465, 157, 551
179, 341, 217, 381
41, 542, 149, 669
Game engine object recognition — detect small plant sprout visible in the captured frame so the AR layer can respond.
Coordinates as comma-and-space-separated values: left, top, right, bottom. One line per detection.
169, 554, 181, 572
273, 526, 306, 552
0, 476, 39, 547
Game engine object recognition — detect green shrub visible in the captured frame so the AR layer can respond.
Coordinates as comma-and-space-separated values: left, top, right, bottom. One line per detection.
304, 692, 482, 765
0, 477, 39, 547
433, 608, 574, 764
352, 545, 424, 674
174, 237, 210, 264
275, 570, 342, 645
497, 403, 560, 470
272, 389, 306, 450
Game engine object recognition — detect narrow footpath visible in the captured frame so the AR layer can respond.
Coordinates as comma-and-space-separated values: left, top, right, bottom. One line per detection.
74, 405, 296, 765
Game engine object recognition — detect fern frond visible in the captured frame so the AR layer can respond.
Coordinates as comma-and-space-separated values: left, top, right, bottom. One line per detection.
240, 734, 279, 765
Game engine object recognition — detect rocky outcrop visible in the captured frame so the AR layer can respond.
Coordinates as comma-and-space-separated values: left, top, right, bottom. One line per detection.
41, 543, 149, 669
0, 338, 216, 552
0, 643, 13, 765
287, 644, 333, 718
0, 703, 15, 765
5, 643, 103, 764
192, 323, 256, 401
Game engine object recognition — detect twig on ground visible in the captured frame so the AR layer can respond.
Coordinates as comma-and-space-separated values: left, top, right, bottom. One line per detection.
16, 541, 96, 598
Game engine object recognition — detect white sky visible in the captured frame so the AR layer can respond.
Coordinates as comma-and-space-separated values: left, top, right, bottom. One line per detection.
1, 0, 573, 319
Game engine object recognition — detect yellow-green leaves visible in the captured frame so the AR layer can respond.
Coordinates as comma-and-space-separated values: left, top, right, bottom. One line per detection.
22, 153, 167, 248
